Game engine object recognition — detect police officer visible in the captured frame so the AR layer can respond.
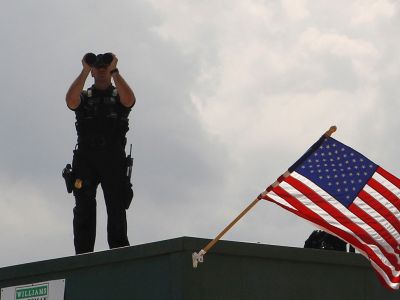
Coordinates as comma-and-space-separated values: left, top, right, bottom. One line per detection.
66, 52, 136, 254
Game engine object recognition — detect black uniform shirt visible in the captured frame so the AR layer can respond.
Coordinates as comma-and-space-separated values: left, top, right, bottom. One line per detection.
73, 85, 131, 141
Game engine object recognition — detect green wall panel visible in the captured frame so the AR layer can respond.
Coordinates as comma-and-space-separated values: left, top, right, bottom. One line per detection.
0, 237, 398, 300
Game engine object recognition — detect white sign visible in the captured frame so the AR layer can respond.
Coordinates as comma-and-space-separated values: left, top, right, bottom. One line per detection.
1, 279, 65, 300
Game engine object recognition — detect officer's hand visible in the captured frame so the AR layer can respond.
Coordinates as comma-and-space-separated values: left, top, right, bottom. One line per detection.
109, 53, 118, 71
81, 55, 92, 72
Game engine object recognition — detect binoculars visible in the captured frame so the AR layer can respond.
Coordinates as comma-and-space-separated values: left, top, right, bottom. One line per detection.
84, 52, 113, 68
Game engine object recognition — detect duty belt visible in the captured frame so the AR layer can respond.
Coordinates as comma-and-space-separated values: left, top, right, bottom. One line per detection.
77, 135, 126, 148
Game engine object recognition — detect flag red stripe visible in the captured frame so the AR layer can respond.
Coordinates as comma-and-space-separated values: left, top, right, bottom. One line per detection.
262, 194, 310, 222
368, 177, 400, 211
270, 188, 400, 287
348, 203, 399, 253
358, 190, 400, 234
373, 264, 400, 290
285, 176, 400, 268
377, 166, 400, 189
268, 184, 399, 285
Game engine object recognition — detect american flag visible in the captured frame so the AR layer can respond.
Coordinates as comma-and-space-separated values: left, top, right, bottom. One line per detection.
260, 135, 400, 290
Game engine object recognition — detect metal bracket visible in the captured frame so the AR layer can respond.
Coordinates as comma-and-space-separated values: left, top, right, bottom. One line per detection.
192, 249, 206, 268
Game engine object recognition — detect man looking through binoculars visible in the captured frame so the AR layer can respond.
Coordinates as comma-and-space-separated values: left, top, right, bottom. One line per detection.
65, 52, 135, 254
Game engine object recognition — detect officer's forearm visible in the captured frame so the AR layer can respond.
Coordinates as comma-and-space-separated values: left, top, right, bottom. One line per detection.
66, 69, 91, 109
111, 72, 136, 108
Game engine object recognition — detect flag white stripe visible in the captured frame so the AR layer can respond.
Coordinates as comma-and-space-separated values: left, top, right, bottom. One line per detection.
357, 246, 399, 288
364, 184, 400, 220
370, 260, 400, 290
278, 178, 400, 276
267, 191, 297, 211
290, 173, 400, 261
280, 181, 353, 228
373, 172, 400, 202
354, 197, 400, 240
268, 187, 399, 280
280, 179, 390, 254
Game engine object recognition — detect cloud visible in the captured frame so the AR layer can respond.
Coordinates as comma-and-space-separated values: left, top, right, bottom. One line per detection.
0, 175, 72, 266
282, 0, 310, 20
299, 27, 379, 61
144, 0, 400, 246
0, 0, 399, 268
351, 0, 397, 25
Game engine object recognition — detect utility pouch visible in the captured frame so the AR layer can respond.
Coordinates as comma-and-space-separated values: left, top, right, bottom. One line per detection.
62, 164, 74, 193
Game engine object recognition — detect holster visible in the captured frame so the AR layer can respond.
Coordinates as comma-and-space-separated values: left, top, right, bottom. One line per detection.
62, 164, 75, 193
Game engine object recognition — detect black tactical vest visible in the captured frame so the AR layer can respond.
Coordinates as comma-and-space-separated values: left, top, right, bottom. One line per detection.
74, 85, 131, 146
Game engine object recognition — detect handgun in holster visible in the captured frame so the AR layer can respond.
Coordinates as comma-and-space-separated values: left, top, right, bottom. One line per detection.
62, 164, 74, 193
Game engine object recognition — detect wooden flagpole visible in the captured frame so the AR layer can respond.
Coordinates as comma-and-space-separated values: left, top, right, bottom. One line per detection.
202, 198, 260, 253
324, 125, 337, 137
192, 197, 260, 267
192, 125, 337, 268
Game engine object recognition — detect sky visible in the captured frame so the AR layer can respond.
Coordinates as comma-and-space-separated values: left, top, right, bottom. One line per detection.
0, 0, 399, 268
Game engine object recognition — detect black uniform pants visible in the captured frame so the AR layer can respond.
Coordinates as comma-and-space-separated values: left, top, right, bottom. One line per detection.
72, 144, 130, 254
